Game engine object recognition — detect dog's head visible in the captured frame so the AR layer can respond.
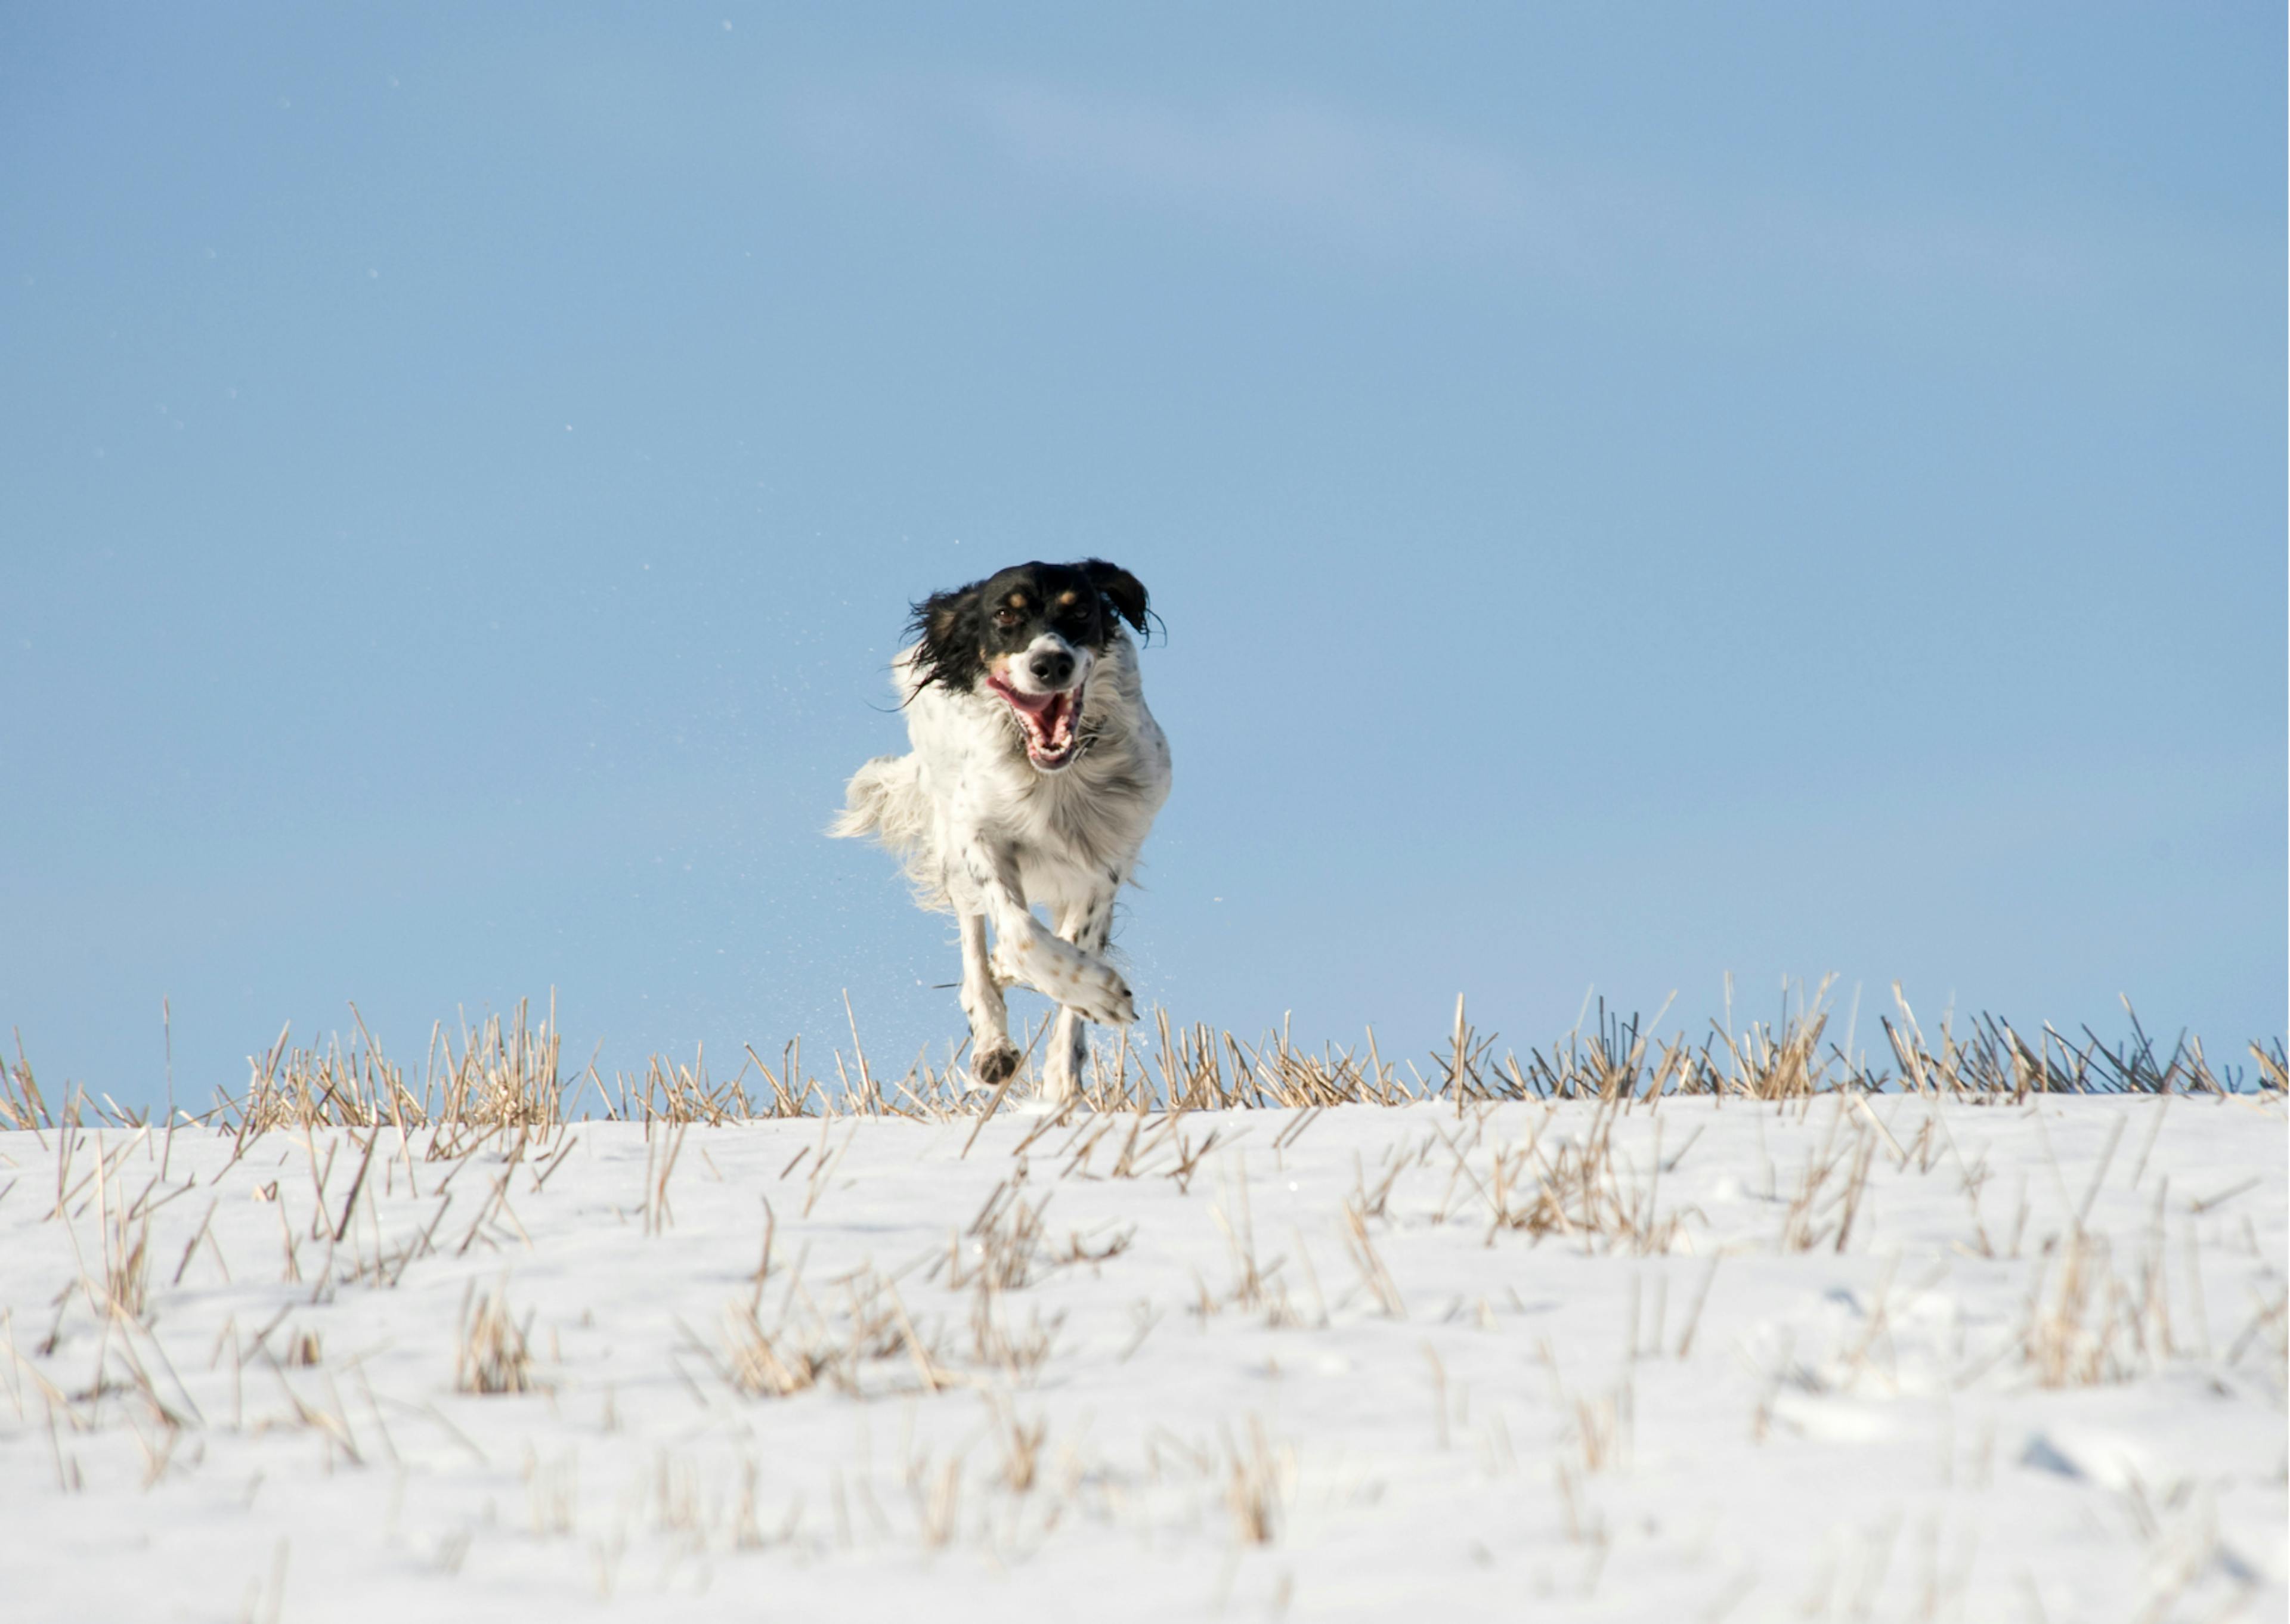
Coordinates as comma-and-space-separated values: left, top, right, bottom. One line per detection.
908, 559, 1151, 772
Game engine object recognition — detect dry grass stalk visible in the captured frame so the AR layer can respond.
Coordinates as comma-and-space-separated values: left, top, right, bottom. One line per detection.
1431, 995, 1502, 1111
617, 1046, 754, 1124
527, 985, 2273, 1115
210, 997, 581, 1139
709, 1260, 955, 1400
649, 1451, 706, 1545
716, 1300, 837, 1398
986, 1397, 1048, 1493
524, 1446, 580, 1538
1053, 1225, 1136, 1267
1535, 1336, 1636, 1478
968, 1276, 1060, 1384
640, 1122, 688, 1236
832, 1270, 938, 1373
1554, 1460, 1607, 1550
1160, 1126, 1221, 1194
456, 1282, 539, 1395
425, 999, 575, 1136
1350, 1143, 1412, 1222
1222, 1416, 1291, 1545
1572, 1382, 1633, 1474
950, 1177, 1051, 1291
1154, 1011, 1235, 1111
27, 979, 2277, 1142
2116, 1480, 2254, 1624
2026, 1232, 2131, 1386
1206, 1166, 1314, 1328
731, 1458, 767, 1551
1231, 1031, 1400, 1108
91, 1157, 156, 1324
1483, 1103, 1689, 1254
1339, 1197, 1407, 1319
1505, 997, 1713, 1101
2023, 1226, 2184, 1389
911, 1454, 963, 1548
2, 1034, 54, 1136
1884, 988, 2236, 1099
1779, 1102, 1881, 1253
1714, 978, 1837, 1099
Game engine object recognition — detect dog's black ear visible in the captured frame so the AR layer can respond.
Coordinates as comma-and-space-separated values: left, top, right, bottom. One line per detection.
1078, 559, 1150, 636
907, 581, 984, 694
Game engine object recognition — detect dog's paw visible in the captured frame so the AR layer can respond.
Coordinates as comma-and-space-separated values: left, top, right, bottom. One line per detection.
986, 938, 1026, 991
991, 929, 1136, 1027
972, 1041, 1022, 1087
1066, 965, 1135, 1028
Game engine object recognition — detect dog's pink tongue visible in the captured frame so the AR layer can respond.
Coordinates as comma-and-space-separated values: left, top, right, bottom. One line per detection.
992, 678, 1075, 752
1034, 693, 1076, 749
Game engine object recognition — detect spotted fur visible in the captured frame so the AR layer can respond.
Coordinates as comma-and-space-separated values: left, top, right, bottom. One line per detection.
832, 561, 1172, 1103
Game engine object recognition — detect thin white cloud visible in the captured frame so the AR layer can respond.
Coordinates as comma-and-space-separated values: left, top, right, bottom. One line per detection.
786, 72, 2246, 315
791, 74, 1577, 267
951, 80, 1559, 255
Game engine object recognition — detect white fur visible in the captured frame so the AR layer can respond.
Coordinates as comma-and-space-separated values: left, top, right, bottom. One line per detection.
833, 629, 1171, 1101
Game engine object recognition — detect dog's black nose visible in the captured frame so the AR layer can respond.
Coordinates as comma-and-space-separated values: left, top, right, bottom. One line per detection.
1030, 649, 1075, 686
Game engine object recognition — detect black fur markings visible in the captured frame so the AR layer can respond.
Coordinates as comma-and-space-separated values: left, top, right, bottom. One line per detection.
1078, 560, 1150, 636
906, 559, 1150, 698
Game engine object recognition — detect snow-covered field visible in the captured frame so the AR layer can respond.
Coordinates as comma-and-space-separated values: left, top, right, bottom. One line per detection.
2, 1092, 2282, 1622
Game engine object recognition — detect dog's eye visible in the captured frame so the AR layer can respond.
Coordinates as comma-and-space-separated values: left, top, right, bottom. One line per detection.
993, 609, 1020, 628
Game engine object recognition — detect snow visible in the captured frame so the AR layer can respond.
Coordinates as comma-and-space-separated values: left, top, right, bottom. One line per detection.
1, 1092, 2282, 1620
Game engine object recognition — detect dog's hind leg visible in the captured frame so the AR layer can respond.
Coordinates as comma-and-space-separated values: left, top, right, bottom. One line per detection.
1042, 891, 1117, 1106
958, 912, 1021, 1086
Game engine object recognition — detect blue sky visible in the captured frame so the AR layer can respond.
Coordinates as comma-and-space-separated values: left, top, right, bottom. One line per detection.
4, 4, 2282, 1111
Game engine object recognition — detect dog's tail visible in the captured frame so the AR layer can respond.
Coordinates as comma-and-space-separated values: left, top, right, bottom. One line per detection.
830, 753, 918, 841
831, 753, 949, 909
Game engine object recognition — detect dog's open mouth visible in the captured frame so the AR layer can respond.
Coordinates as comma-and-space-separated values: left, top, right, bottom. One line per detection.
985, 677, 1084, 770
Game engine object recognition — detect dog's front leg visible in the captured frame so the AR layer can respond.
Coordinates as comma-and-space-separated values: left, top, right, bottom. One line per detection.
957, 912, 1020, 1086
1043, 891, 1117, 1105
959, 833, 1135, 1030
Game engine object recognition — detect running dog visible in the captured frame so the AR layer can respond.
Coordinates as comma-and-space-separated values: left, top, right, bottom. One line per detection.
832, 559, 1171, 1102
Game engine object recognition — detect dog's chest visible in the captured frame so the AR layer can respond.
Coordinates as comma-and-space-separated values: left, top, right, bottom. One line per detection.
979, 732, 1160, 859
934, 703, 1164, 873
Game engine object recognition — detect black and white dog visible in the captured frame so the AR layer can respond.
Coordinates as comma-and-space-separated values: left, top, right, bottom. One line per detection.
833, 560, 1171, 1102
